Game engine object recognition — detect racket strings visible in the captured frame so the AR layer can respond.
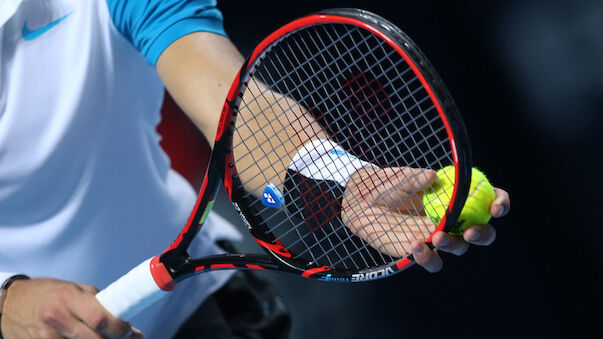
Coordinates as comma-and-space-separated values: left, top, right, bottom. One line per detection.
327, 153, 454, 267
271, 115, 443, 246
293, 144, 442, 262
237, 94, 438, 267
243, 25, 442, 266
234, 54, 417, 198
240, 50, 374, 268
236, 39, 387, 268
247, 96, 444, 266
242, 41, 404, 142
237, 80, 341, 266
236, 54, 424, 175
234, 23, 454, 270
236, 43, 397, 158
236, 29, 395, 205
242, 86, 443, 233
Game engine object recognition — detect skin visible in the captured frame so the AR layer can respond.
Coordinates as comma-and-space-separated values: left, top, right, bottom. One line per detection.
343, 168, 510, 272
0, 279, 143, 339
157, 32, 510, 271
1, 32, 511, 338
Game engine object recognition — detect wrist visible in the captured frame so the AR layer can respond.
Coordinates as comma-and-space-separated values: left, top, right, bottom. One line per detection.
288, 139, 378, 187
0, 275, 30, 310
0, 275, 30, 339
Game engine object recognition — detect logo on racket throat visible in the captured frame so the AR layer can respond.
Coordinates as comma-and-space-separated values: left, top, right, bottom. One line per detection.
261, 183, 285, 208
351, 267, 395, 281
319, 274, 350, 282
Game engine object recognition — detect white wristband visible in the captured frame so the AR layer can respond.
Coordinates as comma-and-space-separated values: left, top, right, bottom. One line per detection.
288, 139, 378, 187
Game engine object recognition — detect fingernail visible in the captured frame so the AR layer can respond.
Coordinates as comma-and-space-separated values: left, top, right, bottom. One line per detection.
469, 231, 480, 242
497, 205, 505, 217
413, 242, 424, 254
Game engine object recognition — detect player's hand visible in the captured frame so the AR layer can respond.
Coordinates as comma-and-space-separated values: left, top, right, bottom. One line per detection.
417, 186, 509, 272
0, 278, 144, 339
342, 167, 510, 273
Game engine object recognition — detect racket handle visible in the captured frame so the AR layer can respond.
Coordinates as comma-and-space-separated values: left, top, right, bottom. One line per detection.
96, 258, 168, 320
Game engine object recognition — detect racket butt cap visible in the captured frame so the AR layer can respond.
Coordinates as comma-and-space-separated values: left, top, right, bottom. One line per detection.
150, 256, 177, 291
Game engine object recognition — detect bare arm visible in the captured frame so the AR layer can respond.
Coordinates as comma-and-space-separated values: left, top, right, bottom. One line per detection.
157, 32, 327, 194
155, 32, 510, 272
156, 32, 242, 146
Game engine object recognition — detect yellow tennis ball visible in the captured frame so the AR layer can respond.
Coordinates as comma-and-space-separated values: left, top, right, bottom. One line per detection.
422, 166, 496, 235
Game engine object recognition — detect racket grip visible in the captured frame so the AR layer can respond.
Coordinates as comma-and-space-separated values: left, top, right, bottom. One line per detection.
96, 258, 168, 320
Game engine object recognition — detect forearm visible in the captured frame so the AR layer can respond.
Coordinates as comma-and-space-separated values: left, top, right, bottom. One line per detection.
156, 32, 327, 195
0, 272, 21, 310
234, 80, 329, 194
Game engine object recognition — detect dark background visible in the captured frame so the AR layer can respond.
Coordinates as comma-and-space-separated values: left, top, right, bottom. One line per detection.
160, 0, 603, 338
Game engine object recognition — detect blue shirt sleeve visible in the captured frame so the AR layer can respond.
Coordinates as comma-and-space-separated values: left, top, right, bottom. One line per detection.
106, 0, 227, 67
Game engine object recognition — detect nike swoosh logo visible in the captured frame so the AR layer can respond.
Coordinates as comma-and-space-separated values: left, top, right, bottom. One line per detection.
22, 12, 72, 41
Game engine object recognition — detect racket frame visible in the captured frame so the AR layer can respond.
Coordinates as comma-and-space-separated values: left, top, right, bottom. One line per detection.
158, 8, 473, 285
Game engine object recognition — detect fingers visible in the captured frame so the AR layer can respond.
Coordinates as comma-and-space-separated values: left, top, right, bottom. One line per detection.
1, 278, 140, 339
64, 287, 132, 338
491, 187, 510, 218
37, 305, 103, 339
374, 167, 436, 210
385, 167, 436, 194
463, 224, 497, 246
77, 305, 132, 339
432, 231, 469, 256
413, 225, 496, 274
399, 167, 437, 192
411, 240, 443, 273
344, 205, 437, 257
432, 223, 496, 254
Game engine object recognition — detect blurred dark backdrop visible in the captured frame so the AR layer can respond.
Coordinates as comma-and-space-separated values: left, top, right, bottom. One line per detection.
159, 0, 603, 338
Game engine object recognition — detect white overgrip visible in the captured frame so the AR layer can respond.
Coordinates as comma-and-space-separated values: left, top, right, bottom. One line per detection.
96, 258, 169, 321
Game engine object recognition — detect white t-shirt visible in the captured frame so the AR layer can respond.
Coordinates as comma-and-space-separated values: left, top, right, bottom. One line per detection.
0, 0, 240, 337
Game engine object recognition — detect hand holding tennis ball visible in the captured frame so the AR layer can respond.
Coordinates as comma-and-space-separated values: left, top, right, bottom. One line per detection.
422, 166, 496, 235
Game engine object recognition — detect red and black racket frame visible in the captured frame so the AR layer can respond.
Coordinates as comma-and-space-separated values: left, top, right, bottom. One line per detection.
152, 8, 472, 289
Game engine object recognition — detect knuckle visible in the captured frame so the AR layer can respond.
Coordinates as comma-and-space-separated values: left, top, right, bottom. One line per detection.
38, 306, 61, 325
86, 310, 109, 331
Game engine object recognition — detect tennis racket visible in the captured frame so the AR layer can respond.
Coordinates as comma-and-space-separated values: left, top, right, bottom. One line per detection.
96, 8, 472, 320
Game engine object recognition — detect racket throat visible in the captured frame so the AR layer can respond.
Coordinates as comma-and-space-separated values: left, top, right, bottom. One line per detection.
161, 253, 279, 280
190, 254, 279, 273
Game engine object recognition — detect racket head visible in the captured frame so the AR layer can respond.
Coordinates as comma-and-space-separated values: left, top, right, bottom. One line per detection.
216, 8, 472, 281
